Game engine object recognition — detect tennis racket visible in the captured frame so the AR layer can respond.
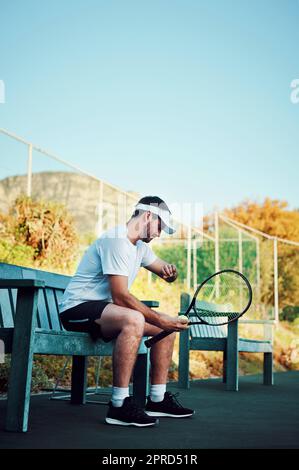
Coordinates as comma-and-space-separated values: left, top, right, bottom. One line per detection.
144, 269, 252, 348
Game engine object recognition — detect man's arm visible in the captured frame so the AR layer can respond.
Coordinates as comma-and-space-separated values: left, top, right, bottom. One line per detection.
144, 258, 178, 283
109, 275, 187, 332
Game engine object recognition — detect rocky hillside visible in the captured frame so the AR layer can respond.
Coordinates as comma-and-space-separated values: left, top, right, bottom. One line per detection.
0, 171, 140, 234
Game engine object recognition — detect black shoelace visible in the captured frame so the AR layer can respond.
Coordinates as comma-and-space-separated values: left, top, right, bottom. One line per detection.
164, 392, 184, 409
124, 398, 148, 418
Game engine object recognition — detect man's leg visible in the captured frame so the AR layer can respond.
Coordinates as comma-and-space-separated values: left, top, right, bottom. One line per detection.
97, 306, 175, 387
143, 323, 176, 384
96, 306, 193, 421
95, 304, 158, 427
143, 322, 194, 418
95, 303, 145, 387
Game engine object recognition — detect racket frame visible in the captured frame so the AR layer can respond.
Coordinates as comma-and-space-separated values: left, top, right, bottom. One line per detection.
144, 269, 252, 348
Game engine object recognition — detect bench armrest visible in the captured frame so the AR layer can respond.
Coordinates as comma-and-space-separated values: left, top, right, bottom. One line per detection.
0, 279, 45, 288
239, 319, 275, 343
141, 300, 159, 308
239, 320, 275, 325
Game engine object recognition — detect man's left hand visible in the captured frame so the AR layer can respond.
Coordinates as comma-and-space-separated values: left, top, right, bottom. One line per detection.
161, 264, 178, 283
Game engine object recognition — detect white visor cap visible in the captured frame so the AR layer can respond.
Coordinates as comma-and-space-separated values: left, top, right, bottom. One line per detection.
135, 203, 176, 235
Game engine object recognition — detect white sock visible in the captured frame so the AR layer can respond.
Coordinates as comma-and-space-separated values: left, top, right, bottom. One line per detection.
150, 384, 166, 403
111, 386, 130, 408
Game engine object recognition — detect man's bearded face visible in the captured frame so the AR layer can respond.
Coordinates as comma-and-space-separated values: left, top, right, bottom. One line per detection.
140, 217, 162, 243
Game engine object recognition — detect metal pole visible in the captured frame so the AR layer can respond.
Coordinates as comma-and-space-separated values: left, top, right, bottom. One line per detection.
96, 180, 104, 237
214, 212, 220, 297
187, 225, 192, 290
193, 239, 197, 290
238, 229, 243, 273
27, 144, 32, 197
238, 229, 243, 309
273, 238, 279, 323
215, 212, 219, 272
256, 238, 261, 305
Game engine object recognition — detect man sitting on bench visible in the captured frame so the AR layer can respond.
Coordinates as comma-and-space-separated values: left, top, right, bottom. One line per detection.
59, 195, 194, 427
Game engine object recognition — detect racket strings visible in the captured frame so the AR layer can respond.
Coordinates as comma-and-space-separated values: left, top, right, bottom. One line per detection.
193, 271, 251, 325
197, 273, 249, 310
192, 307, 240, 325
145, 269, 252, 348
194, 307, 239, 319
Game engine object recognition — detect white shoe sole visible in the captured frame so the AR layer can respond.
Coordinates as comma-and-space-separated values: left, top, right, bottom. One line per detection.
145, 411, 194, 418
105, 417, 158, 427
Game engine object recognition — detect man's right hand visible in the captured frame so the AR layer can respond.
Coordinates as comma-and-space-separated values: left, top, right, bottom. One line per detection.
157, 313, 189, 332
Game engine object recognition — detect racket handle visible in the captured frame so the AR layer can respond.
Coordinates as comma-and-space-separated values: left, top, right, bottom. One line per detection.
144, 330, 172, 348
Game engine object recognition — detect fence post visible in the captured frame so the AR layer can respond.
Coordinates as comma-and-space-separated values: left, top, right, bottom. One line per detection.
186, 225, 192, 290
27, 144, 32, 197
193, 239, 197, 290
215, 212, 220, 297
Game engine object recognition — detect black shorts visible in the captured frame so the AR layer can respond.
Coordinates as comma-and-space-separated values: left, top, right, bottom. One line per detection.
60, 300, 112, 342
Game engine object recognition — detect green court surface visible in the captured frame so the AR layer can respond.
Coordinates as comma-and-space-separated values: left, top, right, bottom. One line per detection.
0, 372, 298, 449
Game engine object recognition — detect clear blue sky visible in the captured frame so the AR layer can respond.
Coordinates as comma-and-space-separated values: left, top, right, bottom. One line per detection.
0, 0, 298, 217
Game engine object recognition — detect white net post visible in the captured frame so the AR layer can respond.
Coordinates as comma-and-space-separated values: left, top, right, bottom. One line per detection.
186, 224, 192, 290
214, 212, 220, 272
256, 237, 261, 311
193, 238, 197, 291
238, 229, 243, 273
96, 180, 104, 237
27, 143, 33, 197
214, 212, 220, 297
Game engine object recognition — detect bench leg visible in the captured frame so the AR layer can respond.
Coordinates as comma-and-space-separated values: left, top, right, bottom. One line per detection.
132, 352, 149, 408
226, 321, 239, 391
223, 351, 227, 383
178, 329, 190, 389
71, 356, 88, 405
6, 350, 34, 432
263, 352, 274, 385
5, 287, 38, 432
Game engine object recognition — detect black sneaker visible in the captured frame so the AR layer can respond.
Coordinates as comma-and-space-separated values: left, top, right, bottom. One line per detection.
106, 396, 159, 427
145, 392, 195, 418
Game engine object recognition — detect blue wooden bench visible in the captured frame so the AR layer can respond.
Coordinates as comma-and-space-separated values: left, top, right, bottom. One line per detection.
0, 262, 158, 432
178, 293, 274, 391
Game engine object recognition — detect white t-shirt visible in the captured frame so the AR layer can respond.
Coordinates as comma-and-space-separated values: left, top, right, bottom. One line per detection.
59, 225, 157, 313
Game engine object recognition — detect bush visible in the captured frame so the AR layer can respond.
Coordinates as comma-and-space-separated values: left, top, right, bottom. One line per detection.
280, 306, 299, 322
33, 355, 113, 389
0, 195, 79, 272
0, 355, 113, 394
0, 356, 52, 394
0, 239, 35, 266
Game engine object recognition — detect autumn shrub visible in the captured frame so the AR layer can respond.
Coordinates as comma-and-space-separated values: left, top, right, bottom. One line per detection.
0, 195, 79, 272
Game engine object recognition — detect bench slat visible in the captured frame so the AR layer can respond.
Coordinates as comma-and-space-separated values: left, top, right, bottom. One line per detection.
10, 288, 17, 319
239, 338, 272, 353
189, 316, 227, 339
36, 290, 50, 330
22, 268, 63, 331
34, 270, 70, 290
0, 290, 15, 328
0, 263, 23, 279
189, 300, 230, 339
190, 337, 226, 351
33, 329, 148, 355
54, 290, 64, 329
45, 288, 62, 330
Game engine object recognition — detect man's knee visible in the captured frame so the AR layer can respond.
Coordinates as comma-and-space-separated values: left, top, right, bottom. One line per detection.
123, 310, 145, 333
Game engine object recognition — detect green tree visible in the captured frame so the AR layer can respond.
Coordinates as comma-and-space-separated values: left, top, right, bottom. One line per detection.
223, 199, 299, 310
